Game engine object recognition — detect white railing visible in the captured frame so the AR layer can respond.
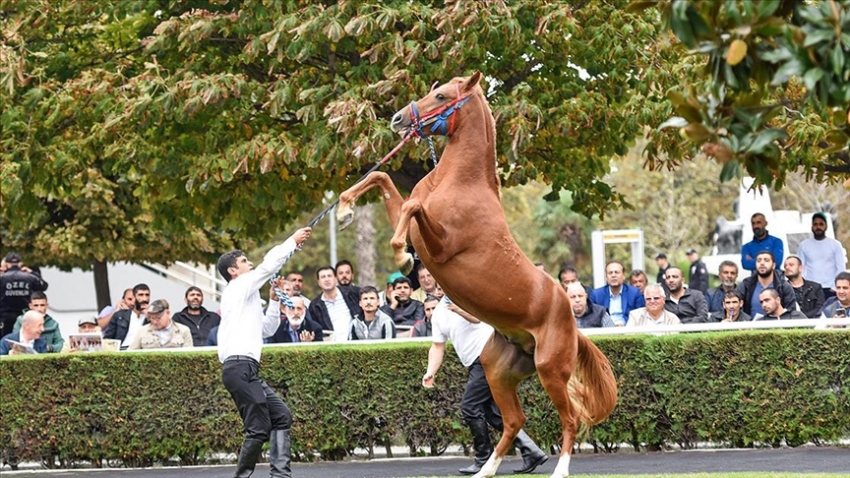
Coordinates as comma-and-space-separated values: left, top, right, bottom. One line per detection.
143, 261, 225, 300
581, 316, 850, 336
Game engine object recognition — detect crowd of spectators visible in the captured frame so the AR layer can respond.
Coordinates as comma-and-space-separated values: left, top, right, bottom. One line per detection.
0, 211, 847, 355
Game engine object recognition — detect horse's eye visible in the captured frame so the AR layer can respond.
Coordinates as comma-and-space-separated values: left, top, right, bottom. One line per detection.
435, 93, 446, 101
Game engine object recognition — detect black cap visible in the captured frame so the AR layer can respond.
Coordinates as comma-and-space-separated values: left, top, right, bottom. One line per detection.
812, 212, 828, 223
3, 252, 21, 264
686, 248, 698, 255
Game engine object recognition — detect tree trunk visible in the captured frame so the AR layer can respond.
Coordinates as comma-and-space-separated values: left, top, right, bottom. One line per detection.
354, 203, 377, 287
93, 259, 111, 311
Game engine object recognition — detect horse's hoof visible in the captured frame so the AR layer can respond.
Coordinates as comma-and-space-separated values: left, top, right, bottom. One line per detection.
399, 254, 414, 275
337, 209, 354, 230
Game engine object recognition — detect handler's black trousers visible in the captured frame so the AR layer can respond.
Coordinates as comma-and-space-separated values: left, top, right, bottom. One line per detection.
460, 358, 503, 430
222, 355, 292, 442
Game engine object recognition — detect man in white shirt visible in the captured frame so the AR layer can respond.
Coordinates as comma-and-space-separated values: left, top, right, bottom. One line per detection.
422, 299, 547, 475
797, 212, 846, 299
216, 227, 311, 478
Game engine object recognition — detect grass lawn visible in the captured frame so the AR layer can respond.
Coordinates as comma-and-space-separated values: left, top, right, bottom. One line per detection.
413, 474, 847, 478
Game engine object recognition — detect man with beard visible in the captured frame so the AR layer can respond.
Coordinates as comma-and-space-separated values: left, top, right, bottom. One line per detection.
334, 260, 357, 288
103, 283, 151, 350
742, 213, 784, 273
172, 286, 221, 346
663, 267, 710, 323
735, 251, 796, 317
784, 256, 825, 318
755, 288, 807, 321
704, 261, 740, 313
267, 295, 323, 343
797, 212, 846, 299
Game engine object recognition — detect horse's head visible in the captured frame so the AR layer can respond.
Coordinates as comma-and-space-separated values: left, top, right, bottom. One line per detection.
391, 71, 482, 137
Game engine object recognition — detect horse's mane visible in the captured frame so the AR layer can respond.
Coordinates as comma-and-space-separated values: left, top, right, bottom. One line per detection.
474, 84, 501, 192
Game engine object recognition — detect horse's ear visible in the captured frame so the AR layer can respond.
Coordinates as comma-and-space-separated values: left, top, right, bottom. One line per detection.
462, 71, 482, 93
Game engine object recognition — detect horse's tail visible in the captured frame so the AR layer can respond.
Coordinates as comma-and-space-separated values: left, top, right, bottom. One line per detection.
568, 333, 618, 433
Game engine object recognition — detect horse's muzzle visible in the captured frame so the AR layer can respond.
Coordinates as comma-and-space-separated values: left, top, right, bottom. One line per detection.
390, 110, 411, 134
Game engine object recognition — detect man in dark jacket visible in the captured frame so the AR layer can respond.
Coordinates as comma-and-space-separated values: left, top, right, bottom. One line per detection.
0, 252, 48, 338
567, 283, 615, 327
735, 251, 796, 317
171, 286, 221, 346
664, 267, 710, 323
267, 296, 323, 343
103, 283, 150, 349
686, 249, 709, 294
784, 256, 825, 318
308, 266, 362, 341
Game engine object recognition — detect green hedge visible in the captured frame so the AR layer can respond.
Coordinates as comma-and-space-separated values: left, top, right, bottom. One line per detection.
1, 330, 848, 467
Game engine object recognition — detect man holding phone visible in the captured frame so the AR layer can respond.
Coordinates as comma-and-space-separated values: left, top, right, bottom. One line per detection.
821, 272, 850, 320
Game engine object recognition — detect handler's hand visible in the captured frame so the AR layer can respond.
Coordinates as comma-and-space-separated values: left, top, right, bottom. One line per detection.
292, 227, 312, 246
422, 372, 435, 388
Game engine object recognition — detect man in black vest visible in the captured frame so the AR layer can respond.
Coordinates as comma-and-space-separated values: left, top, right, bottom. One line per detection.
566, 283, 615, 328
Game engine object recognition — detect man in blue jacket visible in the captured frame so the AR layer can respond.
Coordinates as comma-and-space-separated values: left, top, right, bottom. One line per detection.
742, 213, 784, 273
590, 261, 646, 326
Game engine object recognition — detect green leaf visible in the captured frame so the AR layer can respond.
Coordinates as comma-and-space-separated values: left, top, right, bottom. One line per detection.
802, 68, 824, 91
746, 128, 789, 154
803, 29, 835, 47
771, 59, 804, 85
755, 0, 781, 19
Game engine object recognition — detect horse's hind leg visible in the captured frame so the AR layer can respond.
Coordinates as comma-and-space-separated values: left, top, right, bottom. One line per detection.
472, 333, 537, 478
337, 172, 404, 230
535, 333, 580, 478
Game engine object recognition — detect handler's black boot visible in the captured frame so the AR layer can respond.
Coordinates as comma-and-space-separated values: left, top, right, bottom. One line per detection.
458, 419, 492, 475
233, 438, 265, 478
269, 429, 292, 478
512, 429, 549, 473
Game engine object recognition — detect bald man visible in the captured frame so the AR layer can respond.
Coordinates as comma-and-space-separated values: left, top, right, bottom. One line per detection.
1, 310, 47, 355
566, 283, 615, 328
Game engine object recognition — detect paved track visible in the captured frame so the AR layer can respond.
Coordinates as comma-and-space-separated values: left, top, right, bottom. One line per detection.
3, 447, 848, 477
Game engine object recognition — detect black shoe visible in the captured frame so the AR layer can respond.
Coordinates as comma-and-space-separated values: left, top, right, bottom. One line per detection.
233, 438, 265, 478
512, 429, 549, 473
458, 461, 485, 475
459, 418, 492, 475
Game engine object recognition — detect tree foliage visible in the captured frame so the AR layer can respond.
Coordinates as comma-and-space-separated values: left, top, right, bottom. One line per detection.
631, 0, 850, 188
1, 0, 673, 267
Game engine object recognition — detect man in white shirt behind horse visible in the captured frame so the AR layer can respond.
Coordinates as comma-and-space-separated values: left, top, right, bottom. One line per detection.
216, 227, 311, 478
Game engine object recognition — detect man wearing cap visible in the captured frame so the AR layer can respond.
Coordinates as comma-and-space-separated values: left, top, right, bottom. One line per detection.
12, 291, 63, 353
797, 212, 846, 300
685, 248, 709, 294
128, 300, 193, 350
216, 227, 311, 478
0, 252, 48, 338
62, 317, 102, 353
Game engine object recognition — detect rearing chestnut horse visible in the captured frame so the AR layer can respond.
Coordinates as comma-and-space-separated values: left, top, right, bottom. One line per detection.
337, 72, 617, 478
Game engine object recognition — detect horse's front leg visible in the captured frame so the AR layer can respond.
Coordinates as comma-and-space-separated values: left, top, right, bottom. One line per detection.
337, 172, 405, 230
389, 199, 422, 275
